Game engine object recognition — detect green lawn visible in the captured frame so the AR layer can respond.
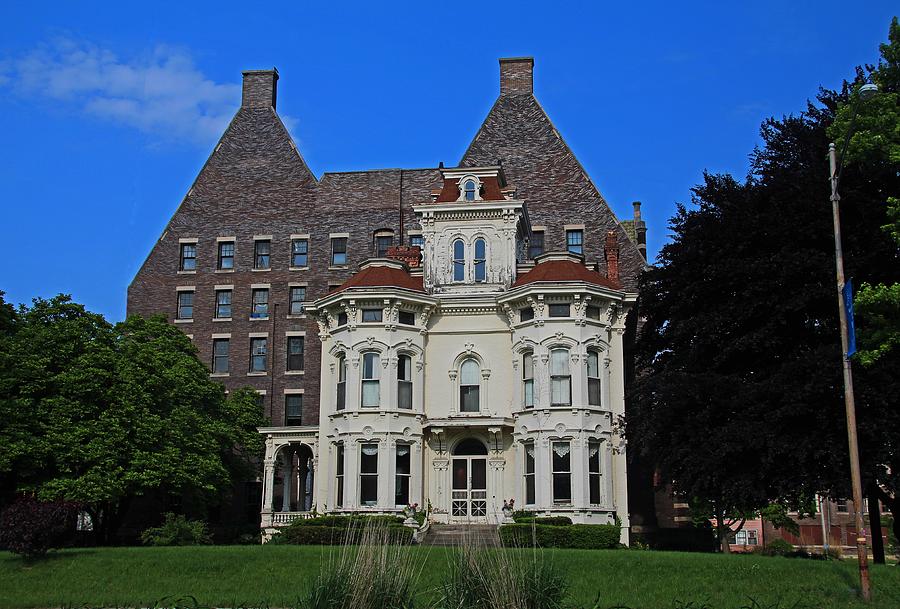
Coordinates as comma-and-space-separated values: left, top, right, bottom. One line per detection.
0, 545, 897, 609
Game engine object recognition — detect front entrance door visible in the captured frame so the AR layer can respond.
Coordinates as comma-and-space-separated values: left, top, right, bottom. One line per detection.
451, 457, 487, 521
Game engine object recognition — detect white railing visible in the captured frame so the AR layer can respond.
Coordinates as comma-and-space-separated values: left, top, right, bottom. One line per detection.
272, 511, 314, 526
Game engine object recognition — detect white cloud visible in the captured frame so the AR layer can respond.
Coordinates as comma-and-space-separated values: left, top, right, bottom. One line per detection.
1, 39, 242, 146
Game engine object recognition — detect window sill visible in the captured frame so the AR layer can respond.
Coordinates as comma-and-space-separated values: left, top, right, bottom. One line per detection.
247, 372, 268, 377
174, 319, 193, 324
328, 265, 349, 271
213, 317, 232, 322
214, 269, 235, 273
286, 314, 307, 319
177, 270, 196, 275
284, 370, 305, 376
252, 268, 272, 272
289, 266, 310, 272
210, 373, 230, 378
249, 317, 270, 322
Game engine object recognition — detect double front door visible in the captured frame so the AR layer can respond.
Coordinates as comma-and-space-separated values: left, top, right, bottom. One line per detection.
451, 457, 487, 521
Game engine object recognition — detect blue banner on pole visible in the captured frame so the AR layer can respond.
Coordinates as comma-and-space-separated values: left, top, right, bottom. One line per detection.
843, 278, 856, 357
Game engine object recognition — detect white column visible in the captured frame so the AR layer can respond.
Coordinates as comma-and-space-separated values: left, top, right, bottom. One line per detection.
571, 434, 587, 509
535, 435, 552, 509
345, 441, 360, 509
411, 441, 423, 507
262, 449, 276, 514
382, 438, 394, 509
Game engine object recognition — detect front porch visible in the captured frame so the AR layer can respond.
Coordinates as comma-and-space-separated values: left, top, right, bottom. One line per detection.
259, 426, 318, 536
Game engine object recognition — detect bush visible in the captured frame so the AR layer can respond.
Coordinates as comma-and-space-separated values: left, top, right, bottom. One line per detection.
499, 523, 621, 549
272, 522, 413, 545
511, 510, 536, 523
759, 538, 794, 556
140, 513, 213, 546
0, 495, 80, 559
632, 527, 718, 553
291, 514, 405, 528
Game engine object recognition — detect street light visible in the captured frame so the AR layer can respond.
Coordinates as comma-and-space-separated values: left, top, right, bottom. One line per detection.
827, 81, 878, 601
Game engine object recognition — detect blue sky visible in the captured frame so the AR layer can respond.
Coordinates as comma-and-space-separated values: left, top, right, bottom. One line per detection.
1, 1, 896, 321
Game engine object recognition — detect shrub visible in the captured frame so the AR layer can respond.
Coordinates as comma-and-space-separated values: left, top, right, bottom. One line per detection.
140, 513, 212, 546
760, 538, 794, 556
291, 514, 405, 528
499, 523, 621, 549
0, 495, 80, 559
511, 509, 536, 523
273, 522, 413, 545
632, 527, 718, 552
533, 516, 573, 526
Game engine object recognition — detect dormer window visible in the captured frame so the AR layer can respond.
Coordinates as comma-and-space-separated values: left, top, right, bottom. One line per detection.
464, 179, 477, 201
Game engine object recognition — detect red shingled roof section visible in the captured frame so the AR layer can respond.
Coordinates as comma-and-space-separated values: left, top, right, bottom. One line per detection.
512, 259, 620, 290
435, 176, 506, 202
330, 264, 425, 294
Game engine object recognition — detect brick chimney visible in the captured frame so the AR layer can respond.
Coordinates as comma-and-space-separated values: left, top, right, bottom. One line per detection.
242, 68, 279, 110
632, 201, 647, 260
604, 231, 620, 283
499, 57, 534, 96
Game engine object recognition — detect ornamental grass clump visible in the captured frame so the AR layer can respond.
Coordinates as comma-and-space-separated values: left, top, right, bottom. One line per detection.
297, 520, 422, 609
436, 528, 567, 609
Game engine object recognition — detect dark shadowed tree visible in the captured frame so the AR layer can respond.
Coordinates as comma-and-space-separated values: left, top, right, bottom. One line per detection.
627, 20, 900, 552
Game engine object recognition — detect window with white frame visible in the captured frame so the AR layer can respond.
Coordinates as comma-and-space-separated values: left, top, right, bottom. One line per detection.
217, 241, 234, 270
249, 337, 268, 373
289, 286, 306, 315
397, 354, 412, 409
395, 444, 411, 506
251, 288, 269, 318
459, 359, 480, 412
212, 338, 229, 374
176, 291, 194, 320
336, 355, 347, 410
254, 240, 271, 269
361, 352, 381, 408
524, 442, 536, 505
180, 243, 197, 271
215, 290, 232, 319
463, 179, 477, 201
474, 238, 486, 282
335, 444, 345, 508
552, 441, 572, 503
331, 237, 348, 266
452, 239, 465, 282
374, 231, 393, 257
587, 350, 601, 407
359, 444, 378, 506
286, 336, 304, 372
284, 394, 302, 426
588, 440, 602, 504
291, 238, 308, 267
550, 349, 571, 406
522, 352, 534, 408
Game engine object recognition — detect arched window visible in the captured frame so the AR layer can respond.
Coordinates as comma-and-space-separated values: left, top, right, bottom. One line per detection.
336, 355, 347, 410
453, 239, 465, 282
459, 359, 480, 412
587, 350, 601, 407
550, 348, 571, 406
474, 238, 486, 282
361, 352, 380, 408
464, 179, 477, 201
522, 352, 534, 408
397, 354, 412, 409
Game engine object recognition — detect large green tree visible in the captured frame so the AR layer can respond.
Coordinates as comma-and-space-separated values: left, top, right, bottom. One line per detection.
627, 20, 900, 551
0, 295, 266, 542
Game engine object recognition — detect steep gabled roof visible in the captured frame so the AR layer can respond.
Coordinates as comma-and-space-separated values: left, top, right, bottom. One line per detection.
460, 59, 645, 290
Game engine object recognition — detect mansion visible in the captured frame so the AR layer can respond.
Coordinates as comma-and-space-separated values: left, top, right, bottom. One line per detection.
128, 58, 649, 543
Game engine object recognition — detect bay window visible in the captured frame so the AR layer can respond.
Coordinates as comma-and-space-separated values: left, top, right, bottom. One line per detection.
397, 354, 412, 409
395, 444, 411, 506
552, 441, 572, 504
550, 349, 571, 406
360, 444, 379, 506
587, 350, 601, 407
589, 440, 602, 504
361, 352, 380, 408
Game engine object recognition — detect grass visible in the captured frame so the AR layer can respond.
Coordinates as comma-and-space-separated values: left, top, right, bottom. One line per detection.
0, 545, 898, 609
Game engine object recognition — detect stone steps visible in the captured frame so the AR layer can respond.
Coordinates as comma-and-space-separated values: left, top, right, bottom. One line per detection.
421, 524, 500, 547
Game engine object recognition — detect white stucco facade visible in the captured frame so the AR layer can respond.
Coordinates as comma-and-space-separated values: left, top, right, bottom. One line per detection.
259, 166, 636, 543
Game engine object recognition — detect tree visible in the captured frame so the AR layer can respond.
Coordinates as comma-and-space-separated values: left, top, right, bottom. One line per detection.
627, 20, 900, 552
0, 295, 266, 542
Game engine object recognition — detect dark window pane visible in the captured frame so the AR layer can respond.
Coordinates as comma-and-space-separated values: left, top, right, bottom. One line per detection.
360, 446, 378, 473
471, 459, 486, 489
291, 239, 308, 267
250, 338, 267, 372
460, 386, 479, 412
395, 475, 410, 506
474, 239, 486, 282
453, 239, 465, 281
287, 337, 304, 371
526, 475, 536, 505
254, 240, 271, 269
452, 459, 467, 489
212, 339, 229, 373
215, 290, 232, 318
337, 312, 348, 326
528, 232, 544, 258
285, 395, 302, 425
553, 473, 572, 503
548, 303, 570, 317
399, 310, 415, 325
375, 235, 392, 257
566, 230, 583, 255
289, 287, 306, 315
177, 291, 193, 319
360, 477, 377, 505
587, 305, 601, 320
180, 244, 196, 271
464, 180, 476, 201
251, 289, 269, 318
332, 238, 347, 265
218, 242, 234, 269
520, 307, 534, 322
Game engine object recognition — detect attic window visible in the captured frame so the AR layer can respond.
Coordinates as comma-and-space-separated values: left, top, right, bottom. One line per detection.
464, 180, 477, 201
